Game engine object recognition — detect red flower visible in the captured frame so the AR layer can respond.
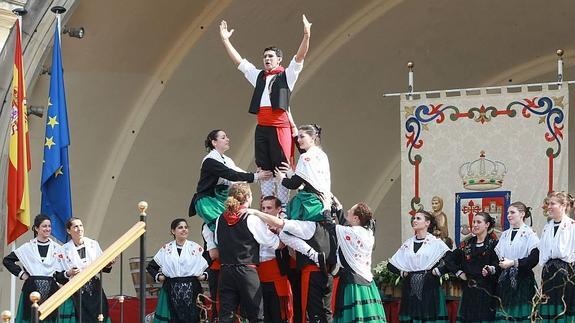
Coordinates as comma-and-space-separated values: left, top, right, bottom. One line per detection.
345, 235, 351, 241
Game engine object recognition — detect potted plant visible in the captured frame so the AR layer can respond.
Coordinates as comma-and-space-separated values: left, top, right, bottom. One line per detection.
372, 260, 402, 298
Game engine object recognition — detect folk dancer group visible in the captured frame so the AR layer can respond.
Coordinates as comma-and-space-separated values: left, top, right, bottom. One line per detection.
387, 191, 575, 323
184, 13, 386, 323
3, 216, 112, 322
5, 12, 575, 323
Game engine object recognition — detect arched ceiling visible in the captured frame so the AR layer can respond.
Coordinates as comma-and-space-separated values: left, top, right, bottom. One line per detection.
2, 0, 575, 301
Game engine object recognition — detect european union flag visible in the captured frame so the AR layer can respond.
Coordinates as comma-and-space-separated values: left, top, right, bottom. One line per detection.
41, 25, 72, 242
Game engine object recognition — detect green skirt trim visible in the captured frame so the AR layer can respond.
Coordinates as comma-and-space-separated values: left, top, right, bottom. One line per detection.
195, 187, 228, 231
15, 293, 76, 323
398, 288, 448, 323
334, 281, 386, 323
58, 298, 77, 323
537, 303, 575, 322
494, 303, 533, 322
286, 191, 324, 221
153, 285, 171, 322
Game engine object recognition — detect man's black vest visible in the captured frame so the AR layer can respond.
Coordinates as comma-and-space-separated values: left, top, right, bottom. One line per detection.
249, 71, 290, 114
217, 215, 260, 265
296, 222, 337, 269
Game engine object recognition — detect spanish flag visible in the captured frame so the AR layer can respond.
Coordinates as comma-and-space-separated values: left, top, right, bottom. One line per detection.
7, 19, 31, 244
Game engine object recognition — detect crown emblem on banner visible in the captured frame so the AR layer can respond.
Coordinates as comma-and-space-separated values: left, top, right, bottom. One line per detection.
459, 151, 507, 191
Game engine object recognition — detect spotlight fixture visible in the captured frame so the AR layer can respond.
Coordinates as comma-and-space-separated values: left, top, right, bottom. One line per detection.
39, 66, 51, 76
63, 26, 85, 39
27, 106, 44, 118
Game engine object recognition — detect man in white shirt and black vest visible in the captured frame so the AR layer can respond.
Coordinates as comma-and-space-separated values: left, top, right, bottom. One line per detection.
219, 14, 312, 208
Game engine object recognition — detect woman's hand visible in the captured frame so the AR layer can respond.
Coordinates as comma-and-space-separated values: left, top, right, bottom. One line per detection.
499, 258, 514, 269
482, 265, 495, 276
208, 248, 219, 261
274, 167, 286, 181
158, 274, 166, 283
67, 267, 80, 278
257, 169, 273, 181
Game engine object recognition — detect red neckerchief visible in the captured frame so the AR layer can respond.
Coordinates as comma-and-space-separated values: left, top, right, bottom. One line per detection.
263, 66, 285, 78
223, 206, 247, 226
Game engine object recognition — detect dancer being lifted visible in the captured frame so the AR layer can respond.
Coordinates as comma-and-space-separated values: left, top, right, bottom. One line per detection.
219, 14, 312, 207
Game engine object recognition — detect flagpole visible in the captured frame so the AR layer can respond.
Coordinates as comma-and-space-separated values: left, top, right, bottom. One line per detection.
9, 243, 15, 323
50, 6, 66, 48
10, 9, 27, 322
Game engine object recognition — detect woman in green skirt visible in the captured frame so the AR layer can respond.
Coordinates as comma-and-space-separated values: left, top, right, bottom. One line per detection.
249, 202, 387, 322
538, 191, 575, 322
323, 202, 386, 322
493, 202, 539, 322
388, 210, 450, 323
189, 129, 271, 321
2, 214, 75, 322
147, 218, 209, 323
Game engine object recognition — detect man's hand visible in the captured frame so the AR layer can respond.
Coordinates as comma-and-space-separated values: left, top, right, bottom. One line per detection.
220, 20, 234, 41
302, 14, 312, 36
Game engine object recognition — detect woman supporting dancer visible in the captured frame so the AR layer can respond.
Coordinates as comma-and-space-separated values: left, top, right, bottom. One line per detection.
448, 212, 499, 322
275, 124, 335, 322
387, 210, 450, 323
59, 217, 112, 322
2, 214, 71, 322
538, 191, 575, 321
189, 129, 271, 320
248, 202, 387, 322
493, 201, 539, 322
147, 218, 209, 323
215, 183, 280, 323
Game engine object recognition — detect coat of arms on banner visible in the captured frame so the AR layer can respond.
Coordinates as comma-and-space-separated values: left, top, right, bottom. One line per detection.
455, 191, 511, 245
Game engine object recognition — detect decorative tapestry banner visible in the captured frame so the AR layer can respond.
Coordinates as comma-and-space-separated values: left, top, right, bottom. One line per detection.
400, 84, 569, 244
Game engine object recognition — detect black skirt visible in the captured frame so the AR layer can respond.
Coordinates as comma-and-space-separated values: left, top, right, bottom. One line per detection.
165, 276, 203, 323
458, 276, 498, 321
72, 276, 109, 322
21, 276, 60, 321
399, 271, 448, 321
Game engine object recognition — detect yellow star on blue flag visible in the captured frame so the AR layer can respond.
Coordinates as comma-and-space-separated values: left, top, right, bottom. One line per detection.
41, 25, 72, 242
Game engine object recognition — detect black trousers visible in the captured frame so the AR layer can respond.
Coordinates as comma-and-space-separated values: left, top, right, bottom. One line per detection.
305, 271, 333, 323
219, 265, 264, 323
255, 125, 287, 171
207, 268, 220, 322
287, 268, 302, 323
261, 282, 289, 323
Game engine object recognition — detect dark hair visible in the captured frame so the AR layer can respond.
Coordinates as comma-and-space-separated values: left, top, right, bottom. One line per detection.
298, 124, 322, 146
262, 46, 283, 58
474, 211, 496, 231
204, 129, 223, 151
262, 195, 282, 209
353, 202, 373, 228
413, 209, 437, 234
170, 218, 188, 239
33, 214, 51, 237
65, 217, 82, 230
509, 201, 532, 219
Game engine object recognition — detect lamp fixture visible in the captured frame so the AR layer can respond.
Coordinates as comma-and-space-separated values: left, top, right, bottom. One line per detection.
27, 106, 44, 118
63, 26, 85, 39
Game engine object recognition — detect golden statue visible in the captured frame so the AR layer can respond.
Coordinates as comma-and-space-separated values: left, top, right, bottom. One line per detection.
431, 196, 450, 241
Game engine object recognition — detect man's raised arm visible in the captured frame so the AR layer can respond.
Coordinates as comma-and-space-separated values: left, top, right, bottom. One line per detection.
294, 14, 312, 63
220, 20, 243, 66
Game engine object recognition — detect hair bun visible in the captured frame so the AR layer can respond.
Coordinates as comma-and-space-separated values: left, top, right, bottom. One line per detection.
312, 124, 322, 135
